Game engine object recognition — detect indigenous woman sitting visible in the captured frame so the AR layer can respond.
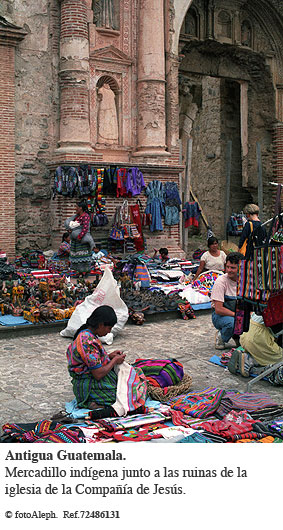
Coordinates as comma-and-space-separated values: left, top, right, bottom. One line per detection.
66, 305, 147, 419
66, 200, 95, 277
193, 237, 226, 281
58, 232, 71, 259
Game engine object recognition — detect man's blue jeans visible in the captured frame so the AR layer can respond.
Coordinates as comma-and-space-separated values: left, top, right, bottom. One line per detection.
212, 312, 235, 343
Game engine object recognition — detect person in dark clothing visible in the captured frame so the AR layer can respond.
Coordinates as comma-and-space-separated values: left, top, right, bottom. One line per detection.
238, 204, 267, 257
153, 247, 169, 262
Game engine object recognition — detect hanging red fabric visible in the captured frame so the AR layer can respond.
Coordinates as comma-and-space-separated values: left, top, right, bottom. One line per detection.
130, 204, 144, 251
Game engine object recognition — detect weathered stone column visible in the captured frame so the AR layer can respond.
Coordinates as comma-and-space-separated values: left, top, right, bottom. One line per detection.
133, 0, 167, 156
0, 19, 26, 259
57, 0, 92, 153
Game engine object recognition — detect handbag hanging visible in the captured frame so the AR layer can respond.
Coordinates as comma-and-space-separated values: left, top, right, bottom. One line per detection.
262, 291, 283, 326
109, 226, 124, 241
109, 206, 124, 240
130, 200, 145, 252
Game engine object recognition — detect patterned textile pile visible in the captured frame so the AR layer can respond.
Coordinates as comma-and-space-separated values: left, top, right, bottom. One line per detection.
2, 388, 283, 443
192, 271, 223, 296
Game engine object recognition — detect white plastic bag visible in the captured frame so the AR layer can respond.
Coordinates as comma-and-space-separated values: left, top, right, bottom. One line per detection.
180, 285, 210, 304
60, 266, 128, 344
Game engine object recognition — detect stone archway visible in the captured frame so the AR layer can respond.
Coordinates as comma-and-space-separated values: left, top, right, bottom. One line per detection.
174, 0, 283, 238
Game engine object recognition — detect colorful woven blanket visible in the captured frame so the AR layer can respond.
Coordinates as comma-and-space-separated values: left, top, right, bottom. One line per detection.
168, 387, 225, 418
193, 271, 223, 296
2, 420, 83, 443
133, 358, 184, 388
216, 391, 279, 418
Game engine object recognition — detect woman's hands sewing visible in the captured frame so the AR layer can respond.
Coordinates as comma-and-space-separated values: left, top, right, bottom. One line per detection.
109, 350, 126, 364
91, 351, 126, 381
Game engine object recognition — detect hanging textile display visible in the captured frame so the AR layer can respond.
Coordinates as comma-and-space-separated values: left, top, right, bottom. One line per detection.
53, 165, 145, 200
109, 205, 125, 241
144, 180, 165, 232
130, 200, 145, 251
116, 168, 128, 197
103, 166, 118, 195
52, 166, 78, 199
126, 167, 145, 197
163, 182, 181, 226
226, 212, 247, 236
182, 201, 201, 228
236, 211, 283, 317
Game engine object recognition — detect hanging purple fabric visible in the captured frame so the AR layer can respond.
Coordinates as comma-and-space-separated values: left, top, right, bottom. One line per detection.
126, 167, 145, 196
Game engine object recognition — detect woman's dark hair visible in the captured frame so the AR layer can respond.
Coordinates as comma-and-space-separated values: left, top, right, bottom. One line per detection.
207, 236, 219, 247
73, 305, 117, 340
159, 247, 168, 255
62, 232, 70, 242
76, 200, 88, 213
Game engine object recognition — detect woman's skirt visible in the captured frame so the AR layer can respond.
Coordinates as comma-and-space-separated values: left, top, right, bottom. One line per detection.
70, 239, 92, 273
70, 365, 148, 410
71, 369, 118, 407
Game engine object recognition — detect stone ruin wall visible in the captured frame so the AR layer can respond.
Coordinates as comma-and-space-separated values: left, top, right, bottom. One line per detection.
179, 48, 276, 237
0, 0, 282, 253
0, 0, 183, 255
176, 0, 283, 238
1, 0, 60, 252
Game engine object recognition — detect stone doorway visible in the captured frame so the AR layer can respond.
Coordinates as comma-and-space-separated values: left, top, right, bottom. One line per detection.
177, 1, 277, 238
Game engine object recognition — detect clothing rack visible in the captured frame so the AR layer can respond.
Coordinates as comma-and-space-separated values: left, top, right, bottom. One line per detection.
247, 204, 283, 390
261, 211, 283, 227
243, 186, 283, 390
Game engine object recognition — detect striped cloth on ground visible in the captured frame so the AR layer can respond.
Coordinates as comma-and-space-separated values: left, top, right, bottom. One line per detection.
269, 419, 283, 438
168, 387, 225, 418
236, 436, 277, 443
250, 407, 283, 421
216, 391, 279, 418
97, 412, 167, 432
178, 432, 214, 443
198, 411, 257, 440
2, 420, 83, 443
228, 431, 267, 442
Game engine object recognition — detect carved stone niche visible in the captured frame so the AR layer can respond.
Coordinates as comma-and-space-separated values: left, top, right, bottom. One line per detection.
216, 9, 233, 43
240, 19, 253, 48
180, 7, 200, 40
92, 0, 120, 34
96, 76, 120, 145
89, 45, 133, 151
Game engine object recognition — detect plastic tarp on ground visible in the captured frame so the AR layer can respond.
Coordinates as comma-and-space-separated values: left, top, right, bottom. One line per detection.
60, 266, 128, 344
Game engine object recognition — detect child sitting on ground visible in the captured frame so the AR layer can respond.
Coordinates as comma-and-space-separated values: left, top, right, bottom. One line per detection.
153, 247, 169, 263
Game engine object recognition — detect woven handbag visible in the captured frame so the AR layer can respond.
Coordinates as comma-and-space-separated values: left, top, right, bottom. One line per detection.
109, 226, 124, 241
262, 291, 283, 326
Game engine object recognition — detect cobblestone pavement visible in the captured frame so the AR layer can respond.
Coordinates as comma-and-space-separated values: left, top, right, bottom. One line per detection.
0, 312, 282, 431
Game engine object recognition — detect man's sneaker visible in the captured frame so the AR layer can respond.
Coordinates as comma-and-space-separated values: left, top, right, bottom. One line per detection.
215, 331, 226, 350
